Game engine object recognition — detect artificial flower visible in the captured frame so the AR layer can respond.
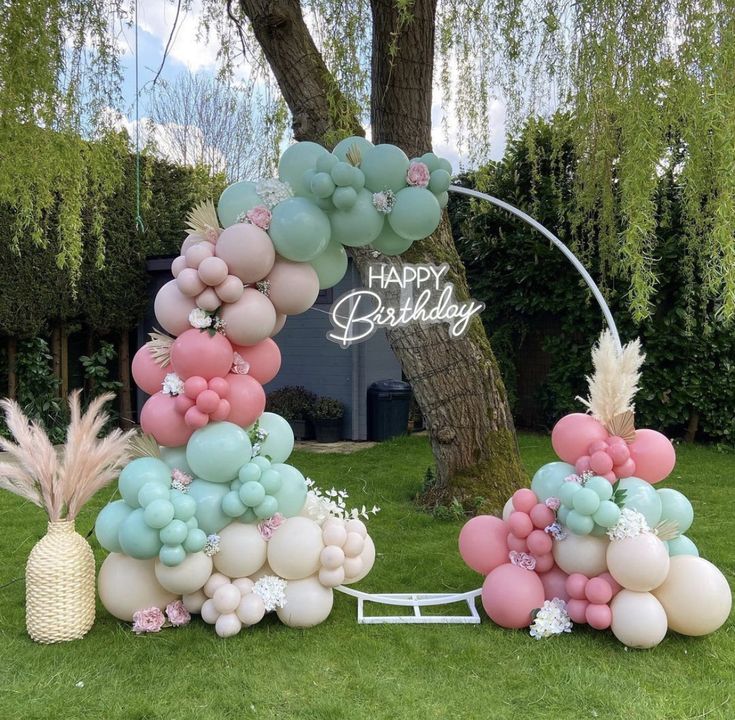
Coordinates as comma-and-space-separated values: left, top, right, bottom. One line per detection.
257, 513, 284, 540
161, 372, 184, 397
253, 576, 288, 612
509, 550, 536, 571
132, 606, 165, 634
189, 308, 212, 329
529, 598, 573, 639
406, 161, 430, 187
245, 205, 272, 230
165, 600, 191, 627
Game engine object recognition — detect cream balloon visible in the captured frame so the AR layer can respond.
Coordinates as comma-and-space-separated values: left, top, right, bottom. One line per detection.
319, 566, 345, 587
215, 275, 245, 303
213, 583, 241, 614
200, 598, 219, 624
265, 259, 320, 315
271, 313, 287, 337
154, 551, 213, 595
212, 522, 267, 578
196, 287, 221, 312
653, 555, 732, 636
345, 519, 367, 538
248, 560, 276, 582
185, 241, 215, 268
322, 519, 347, 547
98, 554, 178, 622
203, 572, 231, 598
232, 577, 254, 595
171, 255, 187, 277
154, 280, 198, 337
343, 534, 376, 584
276, 575, 334, 628
552, 532, 609, 576
237, 592, 266, 625
220, 289, 277, 346
182, 589, 207, 614
607, 534, 670, 591
343, 532, 365, 558
610, 590, 668, 648
502, 497, 514, 522
215, 223, 276, 283
267, 517, 324, 580
181, 234, 205, 254
198, 256, 229, 286
176, 267, 206, 297
215, 613, 242, 638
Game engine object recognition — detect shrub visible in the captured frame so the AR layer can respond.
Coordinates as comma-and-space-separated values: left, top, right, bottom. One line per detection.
310, 396, 345, 421
266, 386, 317, 422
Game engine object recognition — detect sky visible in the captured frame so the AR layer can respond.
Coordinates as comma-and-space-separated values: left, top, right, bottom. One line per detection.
114, 1, 508, 174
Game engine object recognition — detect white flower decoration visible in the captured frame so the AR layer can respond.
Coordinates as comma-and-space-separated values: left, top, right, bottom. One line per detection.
189, 308, 212, 329
529, 598, 573, 639
253, 576, 288, 612
255, 179, 293, 209
607, 508, 651, 541
162, 372, 184, 396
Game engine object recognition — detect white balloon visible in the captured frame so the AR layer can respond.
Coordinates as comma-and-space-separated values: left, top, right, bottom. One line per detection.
607, 534, 670, 591
237, 593, 266, 625
552, 532, 608, 577
268, 517, 324, 580
276, 575, 334, 628
345, 519, 367, 538
232, 577, 255, 595
203, 572, 231, 598
213, 523, 267, 578
502, 497, 514, 522
343, 534, 376, 584
610, 590, 668, 649
213, 583, 241, 614
322, 520, 348, 547
343, 532, 365, 558
200, 598, 219, 625
155, 552, 213, 595
318, 566, 345, 588
215, 612, 242, 638
182, 589, 207, 614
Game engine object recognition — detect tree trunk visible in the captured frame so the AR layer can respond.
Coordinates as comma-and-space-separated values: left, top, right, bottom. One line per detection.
118, 330, 134, 430
236, 0, 525, 511
7, 337, 17, 400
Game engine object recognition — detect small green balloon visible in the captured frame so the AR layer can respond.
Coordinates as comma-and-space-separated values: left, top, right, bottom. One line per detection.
186, 421, 252, 483
269, 197, 331, 262
437, 157, 453, 173
188, 479, 231, 534
387, 187, 441, 241
332, 135, 374, 162
254, 413, 294, 464
316, 153, 340, 173
593, 499, 621, 528
260, 469, 282, 494
239, 462, 262, 483
558, 481, 582, 507
590, 522, 609, 537
160, 519, 188, 546
170, 491, 197, 521
361, 144, 410, 193
315, 196, 334, 212
417, 153, 440, 172
118, 457, 171, 508
183, 528, 207, 553
217, 181, 262, 228
138, 481, 170, 509
240, 481, 266, 507
531, 462, 575, 501
309, 239, 349, 289
428, 169, 451, 194
159, 544, 186, 567
278, 141, 328, 196
185, 517, 198, 529
557, 506, 570, 525
371, 223, 413, 256
159, 445, 193, 476
350, 166, 366, 190
241, 508, 258, 523
330, 189, 384, 247
222, 490, 248, 518
332, 186, 358, 210
118, 508, 162, 559
585, 475, 613, 501
95, 500, 132, 553
566, 509, 594, 535
330, 161, 354, 187
254, 495, 279, 520
572, 487, 601, 515
657, 488, 694, 535
271, 463, 308, 517
143, 499, 175, 529
619, 477, 662, 527
437, 191, 449, 209
667, 534, 699, 556
251, 456, 272, 471
311, 172, 336, 198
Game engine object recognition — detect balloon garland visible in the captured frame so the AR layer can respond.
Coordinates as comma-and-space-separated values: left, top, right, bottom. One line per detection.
95, 138, 451, 636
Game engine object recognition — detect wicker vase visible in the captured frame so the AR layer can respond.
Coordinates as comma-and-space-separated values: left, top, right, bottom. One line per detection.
25, 520, 96, 644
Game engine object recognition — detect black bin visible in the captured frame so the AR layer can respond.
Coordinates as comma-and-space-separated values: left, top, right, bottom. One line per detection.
367, 380, 412, 441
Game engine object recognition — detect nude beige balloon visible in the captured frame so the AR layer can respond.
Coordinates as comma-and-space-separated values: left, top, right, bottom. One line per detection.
653, 555, 732, 636
607, 533, 670, 591
215, 223, 275, 283
182, 589, 207, 614
212, 523, 267, 579
154, 280, 198, 337
98, 554, 177, 622
154, 551, 213, 595
265, 259, 320, 315
343, 534, 376, 584
271, 313, 287, 337
220, 288, 276, 346
267, 516, 324, 580
610, 589, 668, 648
276, 575, 334, 628
552, 532, 609, 577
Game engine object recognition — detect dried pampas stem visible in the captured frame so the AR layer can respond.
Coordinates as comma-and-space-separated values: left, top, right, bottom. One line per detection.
128, 432, 161, 460
577, 330, 645, 433
654, 519, 681, 541
345, 144, 362, 167
185, 199, 221, 239
146, 329, 173, 368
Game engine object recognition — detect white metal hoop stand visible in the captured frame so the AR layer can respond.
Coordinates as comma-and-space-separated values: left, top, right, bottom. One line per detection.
334, 184, 621, 624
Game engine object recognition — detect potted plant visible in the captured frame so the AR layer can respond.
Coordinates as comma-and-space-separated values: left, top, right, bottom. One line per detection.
310, 396, 345, 443
266, 386, 317, 440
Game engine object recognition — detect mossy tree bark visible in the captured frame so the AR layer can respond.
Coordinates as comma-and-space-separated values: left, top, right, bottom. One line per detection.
238, 0, 525, 511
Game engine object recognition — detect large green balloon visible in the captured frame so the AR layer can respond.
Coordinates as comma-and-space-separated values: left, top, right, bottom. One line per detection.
666, 534, 699, 556
118, 508, 162, 559
186, 422, 252, 483
371, 223, 413, 256
657, 488, 694, 535
330, 189, 384, 247
530, 461, 575, 501
361, 144, 410, 193
95, 500, 133, 553
333, 136, 374, 162
619, 477, 662, 527
188, 479, 231, 534
217, 181, 263, 228
269, 197, 331, 262
252, 412, 294, 463
309, 239, 348, 289
387, 187, 441, 241
118, 457, 172, 508
271, 463, 308, 517
159, 445, 193, 475
278, 142, 328, 196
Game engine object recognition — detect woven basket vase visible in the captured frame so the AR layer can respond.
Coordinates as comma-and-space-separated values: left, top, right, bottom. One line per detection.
25, 520, 96, 644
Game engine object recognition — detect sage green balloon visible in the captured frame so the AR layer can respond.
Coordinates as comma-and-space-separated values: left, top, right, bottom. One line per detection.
330, 189, 384, 247
619, 477, 662, 527
271, 463, 308, 517
159, 544, 186, 567
222, 490, 248, 518
278, 142, 328, 196
593, 499, 621, 528
269, 197, 331, 262
388, 187, 441, 241
217, 181, 263, 227
566, 509, 594, 535
186, 421, 252, 483
160, 519, 188, 545
316, 153, 340, 173
530, 461, 575, 501
371, 224, 413, 256
429, 169, 451, 194
437, 191, 449, 209
143, 498, 175, 529
253, 412, 294, 463
361, 144, 410, 192
188, 479, 231, 534
332, 186, 358, 210
184, 528, 207, 553
657, 488, 694, 534
309, 239, 348, 289
417, 152, 440, 172
437, 157, 453, 173
118, 457, 172, 508
170, 491, 197, 521
667, 534, 699, 556
95, 500, 133, 553
311, 172, 336, 198
159, 445, 193, 476
118, 508, 162, 559
333, 135, 374, 162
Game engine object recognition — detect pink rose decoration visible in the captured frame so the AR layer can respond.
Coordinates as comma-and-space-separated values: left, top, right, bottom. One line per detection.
509, 550, 537, 571
165, 600, 191, 627
545, 496, 561, 511
257, 512, 284, 540
171, 468, 192, 488
204, 227, 220, 244
406, 161, 430, 187
246, 205, 272, 230
231, 352, 250, 375
132, 606, 165, 634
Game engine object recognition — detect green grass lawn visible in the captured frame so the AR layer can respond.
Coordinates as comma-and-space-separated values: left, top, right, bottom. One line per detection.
0, 433, 733, 720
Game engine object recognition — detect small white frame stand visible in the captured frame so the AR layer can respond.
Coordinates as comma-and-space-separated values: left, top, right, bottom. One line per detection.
333, 186, 622, 625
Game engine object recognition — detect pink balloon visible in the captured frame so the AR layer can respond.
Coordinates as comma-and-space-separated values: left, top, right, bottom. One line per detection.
208, 377, 230, 397
198, 256, 229, 286
154, 280, 198, 337
585, 577, 613, 604
508, 511, 533, 539
527, 529, 553, 556
566, 598, 589, 624
271, 313, 287, 337
585, 602, 612, 630
613, 458, 636, 478
507, 534, 528, 553
529, 503, 555, 529
588, 440, 609, 454
608, 442, 630, 466
220, 289, 276, 346
184, 375, 208, 399
534, 552, 555, 573
225, 373, 266, 427
589, 450, 614, 475
597, 572, 622, 597
575, 455, 591, 474
170, 329, 234, 380
551, 413, 608, 464
174, 395, 195, 414
602, 471, 616, 482
176, 267, 206, 297
171, 255, 188, 278
215, 275, 245, 304
481, 564, 545, 629
196, 287, 221, 312
212, 398, 231, 421
265, 259, 320, 315
566, 573, 589, 600
185, 241, 215, 269
196, 389, 220, 414
629, 429, 675, 484
215, 224, 275, 284
512, 488, 537, 514
458, 515, 510, 575
539, 567, 570, 602
131, 346, 167, 395
185, 405, 210, 428
231, 339, 282, 385
140, 392, 193, 446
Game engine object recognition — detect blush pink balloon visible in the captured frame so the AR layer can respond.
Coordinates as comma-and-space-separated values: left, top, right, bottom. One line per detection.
481, 563, 546, 629
212, 399, 231, 421
529, 503, 555, 529
566, 598, 589, 624
185, 241, 215, 269
629, 429, 676, 484
196, 287, 221, 312
507, 534, 528, 553
603, 471, 616, 482
585, 603, 612, 630
181, 234, 204, 254
171, 255, 187, 278
527, 529, 553, 556
198, 256, 229, 286
170, 329, 234, 380
208, 377, 230, 397
597, 572, 623, 597
140, 392, 193, 446
174, 395, 194, 414
458, 515, 510, 575
185, 406, 210, 428
588, 440, 609, 454
585, 577, 613, 604
512, 488, 537, 514
566, 573, 589, 600
265, 259, 320, 315
575, 455, 592, 474
608, 443, 630, 466
551, 413, 609, 464
176, 267, 206, 297
508, 511, 534, 539
154, 280, 198, 337
231, 339, 282, 385
590, 450, 614, 475
225, 373, 266, 427
184, 376, 208, 399
215, 275, 245, 304
613, 458, 636, 478
131, 346, 167, 395
220, 289, 276, 346
196, 389, 220, 414
215, 224, 275, 283
534, 552, 555, 573
539, 567, 570, 602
